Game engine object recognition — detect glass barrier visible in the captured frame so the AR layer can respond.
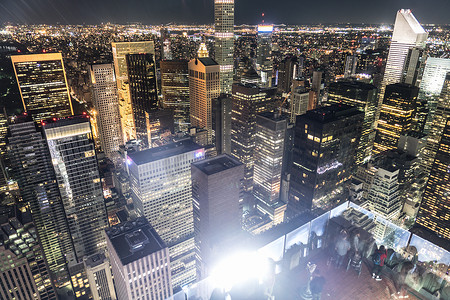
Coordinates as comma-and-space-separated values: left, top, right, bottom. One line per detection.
330, 201, 349, 218
309, 211, 330, 250
257, 235, 286, 263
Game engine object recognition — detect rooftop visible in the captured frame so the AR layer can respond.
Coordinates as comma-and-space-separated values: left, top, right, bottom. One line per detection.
106, 217, 166, 265
197, 57, 218, 66
127, 139, 203, 165
303, 103, 363, 123
192, 154, 243, 176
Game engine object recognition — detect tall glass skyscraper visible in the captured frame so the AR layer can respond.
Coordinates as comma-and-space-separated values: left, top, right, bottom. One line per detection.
214, 0, 234, 94
11, 53, 73, 120
126, 53, 158, 148
43, 116, 108, 261
111, 41, 155, 142
7, 118, 75, 288
257, 25, 274, 87
89, 64, 123, 160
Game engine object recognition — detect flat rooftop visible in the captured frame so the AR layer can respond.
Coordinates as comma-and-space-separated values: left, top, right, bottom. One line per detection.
192, 154, 243, 175
303, 103, 363, 124
128, 139, 202, 165
106, 217, 166, 265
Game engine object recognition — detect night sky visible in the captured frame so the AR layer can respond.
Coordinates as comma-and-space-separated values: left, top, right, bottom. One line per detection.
0, 0, 448, 25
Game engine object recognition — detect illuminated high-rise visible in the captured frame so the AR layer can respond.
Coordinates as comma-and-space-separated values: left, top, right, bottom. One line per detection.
43, 116, 108, 260
111, 41, 155, 142
160, 60, 190, 132
257, 25, 274, 87
373, 83, 418, 154
344, 54, 358, 78
7, 118, 74, 288
421, 73, 450, 174
11, 53, 73, 120
289, 104, 363, 212
328, 80, 378, 164
128, 139, 205, 289
416, 118, 450, 240
214, 0, 234, 94
89, 64, 123, 159
381, 9, 427, 94
189, 57, 220, 142
253, 112, 288, 225
231, 83, 278, 209
126, 53, 158, 148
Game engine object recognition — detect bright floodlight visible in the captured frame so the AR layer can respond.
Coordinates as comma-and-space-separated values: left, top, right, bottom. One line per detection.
211, 251, 271, 292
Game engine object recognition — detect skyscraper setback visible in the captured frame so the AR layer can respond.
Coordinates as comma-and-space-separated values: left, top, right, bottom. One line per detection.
214, 0, 234, 94
11, 53, 73, 120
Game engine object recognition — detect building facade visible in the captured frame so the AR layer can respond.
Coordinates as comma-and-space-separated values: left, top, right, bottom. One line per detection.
257, 25, 274, 87
214, 0, 234, 94
11, 53, 73, 120
89, 64, 123, 159
106, 218, 172, 300
43, 116, 108, 261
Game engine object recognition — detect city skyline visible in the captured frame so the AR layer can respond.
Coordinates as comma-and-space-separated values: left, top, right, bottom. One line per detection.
1, 0, 449, 25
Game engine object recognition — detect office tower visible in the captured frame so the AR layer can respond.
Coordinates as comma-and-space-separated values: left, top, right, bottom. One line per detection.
231, 83, 278, 209
418, 58, 450, 133
84, 253, 117, 300
382, 9, 427, 90
402, 47, 426, 87
344, 54, 358, 78
197, 42, 209, 58
126, 53, 158, 148
416, 118, 450, 240
277, 56, 298, 93
240, 66, 261, 85
311, 70, 322, 106
214, 0, 234, 94
7, 118, 74, 288
257, 24, 274, 87
43, 116, 108, 260
373, 83, 418, 154
212, 94, 232, 154
0, 207, 57, 300
191, 154, 244, 277
0, 108, 9, 192
160, 60, 190, 132
11, 53, 73, 120
161, 28, 173, 60
290, 86, 311, 123
289, 104, 363, 212
253, 112, 288, 225
106, 218, 172, 300
367, 166, 401, 220
111, 41, 155, 142
127, 140, 205, 288
421, 73, 450, 174
68, 262, 91, 299
89, 64, 123, 160
188, 58, 220, 142
328, 80, 378, 164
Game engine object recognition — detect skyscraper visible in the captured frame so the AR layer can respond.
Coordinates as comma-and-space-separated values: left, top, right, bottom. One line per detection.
11, 53, 73, 120
290, 86, 313, 123
106, 217, 172, 300
160, 60, 190, 132
214, 0, 234, 94
111, 41, 155, 142
401, 47, 426, 87
212, 94, 232, 154
231, 83, 278, 209
83, 253, 117, 300
328, 80, 378, 164
189, 57, 220, 142
253, 112, 288, 225
344, 54, 358, 78
373, 83, 418, 155
381, 9, 427, 91
421, 73, 450, 173
43, 116, 108, 260
89, 63, 123, 160
126, 53, 158, 148
191, 154, 243, 277
0, 207, 57, 300
7, 118, 74, 288
277, 56, 298, 93
289, 104, 363, 212
257, 25, 274, 87
127, 139, 205, 288
416, 118, 450, 240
